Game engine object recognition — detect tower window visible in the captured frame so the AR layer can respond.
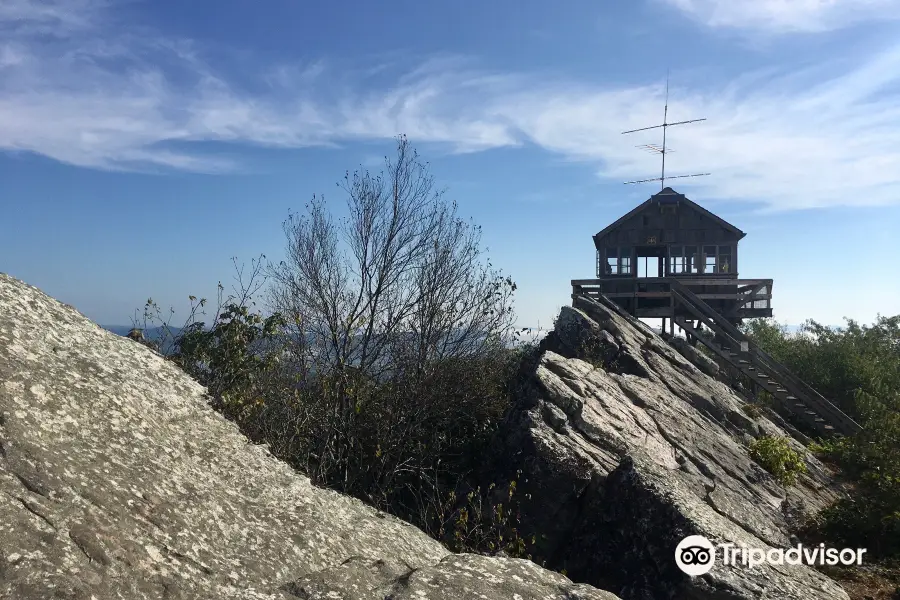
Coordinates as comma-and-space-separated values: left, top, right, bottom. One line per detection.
669, 246, 684, 273
603, 247, 632, 275
685, 246, 699, 273
704, 246, 717, 273
719, 246, 732, 273
605, 247, 618, 275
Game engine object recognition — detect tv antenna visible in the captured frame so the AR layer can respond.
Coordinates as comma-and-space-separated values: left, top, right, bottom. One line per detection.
622, 72, 709, 190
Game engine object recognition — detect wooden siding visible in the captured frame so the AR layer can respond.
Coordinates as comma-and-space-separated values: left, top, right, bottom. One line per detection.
595, 200, 743, 247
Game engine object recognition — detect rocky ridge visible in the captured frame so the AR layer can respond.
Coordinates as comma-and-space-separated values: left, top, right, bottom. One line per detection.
481, 294, 851, 599
0, 273, 619, 600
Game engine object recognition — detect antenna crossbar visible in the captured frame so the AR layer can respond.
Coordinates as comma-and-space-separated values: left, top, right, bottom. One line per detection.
621, 118, 706, 135
624, 173, 711, 185
637, 144, 672, 154
621, 72, 708, 190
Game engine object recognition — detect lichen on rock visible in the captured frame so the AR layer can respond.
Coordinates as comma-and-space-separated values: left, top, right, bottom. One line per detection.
0, 273, 621, 600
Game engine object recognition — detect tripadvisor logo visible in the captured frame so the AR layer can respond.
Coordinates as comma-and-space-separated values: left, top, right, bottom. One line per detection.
675, 536, 716, 576
674, 535, 867, 576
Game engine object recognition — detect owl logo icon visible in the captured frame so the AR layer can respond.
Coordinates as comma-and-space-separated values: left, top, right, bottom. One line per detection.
675, 535, 716, 576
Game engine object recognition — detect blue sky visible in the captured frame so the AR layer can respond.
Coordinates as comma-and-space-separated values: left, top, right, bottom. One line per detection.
2, 0, 900, 330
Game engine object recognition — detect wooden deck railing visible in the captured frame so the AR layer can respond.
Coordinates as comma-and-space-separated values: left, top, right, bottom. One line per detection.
571, 277, 773, 311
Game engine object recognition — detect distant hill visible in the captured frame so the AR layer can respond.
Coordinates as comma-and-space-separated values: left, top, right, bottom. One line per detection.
102, 323, 551, 363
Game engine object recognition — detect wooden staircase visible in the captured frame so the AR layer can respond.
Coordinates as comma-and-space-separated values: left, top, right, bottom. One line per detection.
667, 280, 861, 437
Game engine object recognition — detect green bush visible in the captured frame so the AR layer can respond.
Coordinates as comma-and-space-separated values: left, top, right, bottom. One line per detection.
748, 435, 807, 486
439, 473, 535, 559
743, 315, 900, 559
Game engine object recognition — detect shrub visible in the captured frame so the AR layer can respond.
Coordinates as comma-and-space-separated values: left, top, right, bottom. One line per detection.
748, 435, 807, 486
742, 402, 762, 419
138, 136, 527, 558
439, 473, 536, 559
744, 316, 900, 559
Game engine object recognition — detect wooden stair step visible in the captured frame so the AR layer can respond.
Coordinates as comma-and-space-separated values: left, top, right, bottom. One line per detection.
786, 396, 798, 401
776, 388, 787, 394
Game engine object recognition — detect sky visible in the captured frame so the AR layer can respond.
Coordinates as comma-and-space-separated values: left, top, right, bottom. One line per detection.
2, 0, 900, 331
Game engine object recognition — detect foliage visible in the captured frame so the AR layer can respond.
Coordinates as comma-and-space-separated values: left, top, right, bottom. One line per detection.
137, 136, 528, 558
812, 436, 900, 558
742, 402, 762, 419
748, 435, 807, 486
741, 389, 775, 420
741, 317, 900, 420
438, 473, 536, 559
743, 315, 900, 559
133, 256, 291, 423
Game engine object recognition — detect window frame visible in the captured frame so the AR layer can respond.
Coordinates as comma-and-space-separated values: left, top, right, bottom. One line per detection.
703, 245, 717, 274
619, 251, 632, 275
718, 245, 733, 274
668, 245, 684, 274
602, 247, 633, 276
604, 247, 619, 275
667, 244, 736, 275
684, 245, 699, 274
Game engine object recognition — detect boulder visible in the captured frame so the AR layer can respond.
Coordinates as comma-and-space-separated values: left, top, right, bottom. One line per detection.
0, 273, 620, 600
482, 294, 850, 600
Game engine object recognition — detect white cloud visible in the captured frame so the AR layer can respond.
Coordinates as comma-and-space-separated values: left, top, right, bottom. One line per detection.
659, 0, 900, 33
0, 0, 105, 35
3, 0, 900, 210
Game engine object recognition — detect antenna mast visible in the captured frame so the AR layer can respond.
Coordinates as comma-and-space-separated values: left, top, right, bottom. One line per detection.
622, 72, 709, 190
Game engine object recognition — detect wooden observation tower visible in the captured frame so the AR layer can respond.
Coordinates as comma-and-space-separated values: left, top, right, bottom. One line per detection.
576, 186, 772, 328
570, 78, 860, 437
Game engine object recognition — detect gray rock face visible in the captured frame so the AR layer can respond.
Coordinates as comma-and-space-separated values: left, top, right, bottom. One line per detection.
0, 274, 620, 600
660, 331, 720, 378
483, 295, 850, 600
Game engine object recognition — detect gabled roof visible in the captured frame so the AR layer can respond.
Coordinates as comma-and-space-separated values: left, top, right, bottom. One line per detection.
593, 187, 746, 244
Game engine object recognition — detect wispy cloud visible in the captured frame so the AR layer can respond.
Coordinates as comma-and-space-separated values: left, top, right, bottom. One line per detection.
3, 0, 900, 211
658, 0, 900, 33
0, 0, 103, 34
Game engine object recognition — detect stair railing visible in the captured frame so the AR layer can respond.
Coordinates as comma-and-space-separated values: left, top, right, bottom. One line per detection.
668, 280, 861, 434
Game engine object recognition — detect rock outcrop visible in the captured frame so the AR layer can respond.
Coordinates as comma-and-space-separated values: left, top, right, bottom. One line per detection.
660, 330, 720, 379
482, 294, 851, 600
0, 274, 620, 600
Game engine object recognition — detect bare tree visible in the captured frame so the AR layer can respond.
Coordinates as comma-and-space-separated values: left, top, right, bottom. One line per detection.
133, 141, 524, 548
264, 135, 518, 499
268, 135, 516, 384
